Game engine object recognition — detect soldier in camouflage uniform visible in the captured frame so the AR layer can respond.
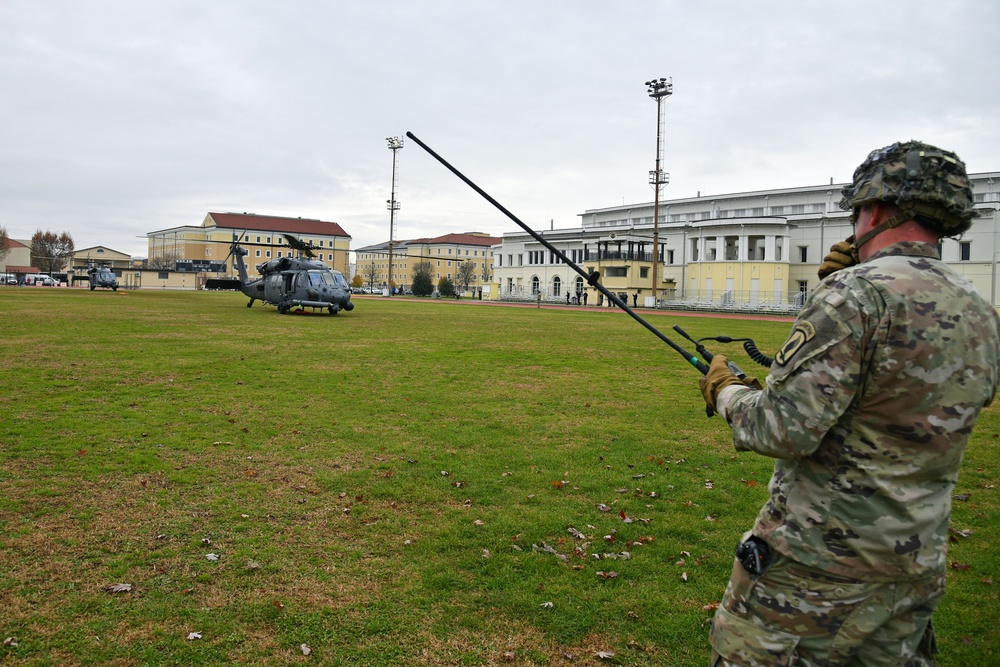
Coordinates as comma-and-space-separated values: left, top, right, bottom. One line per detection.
699, 141, 1000, 666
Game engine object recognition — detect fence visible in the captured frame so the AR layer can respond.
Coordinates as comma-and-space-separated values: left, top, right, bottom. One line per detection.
497, 286, 805, 315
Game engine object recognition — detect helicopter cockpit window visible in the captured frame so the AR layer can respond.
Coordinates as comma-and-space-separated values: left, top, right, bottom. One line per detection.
308, 272, 326, 287
331, 272, 349, 289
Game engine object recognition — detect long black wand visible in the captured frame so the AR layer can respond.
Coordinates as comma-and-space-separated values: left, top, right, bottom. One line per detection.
405, 131, 710, 375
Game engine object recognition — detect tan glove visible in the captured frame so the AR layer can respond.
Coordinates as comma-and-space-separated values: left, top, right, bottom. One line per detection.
699, 355, 745, 413
818, 236, 857, 279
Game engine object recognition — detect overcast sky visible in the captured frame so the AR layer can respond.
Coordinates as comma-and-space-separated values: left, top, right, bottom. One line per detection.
2, 1, 998, 258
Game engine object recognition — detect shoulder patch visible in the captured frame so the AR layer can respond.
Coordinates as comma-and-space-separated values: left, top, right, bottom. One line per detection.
775, 321, 816, 366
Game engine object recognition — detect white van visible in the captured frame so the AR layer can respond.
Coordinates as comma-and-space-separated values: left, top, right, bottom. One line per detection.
25, 274, 55, 286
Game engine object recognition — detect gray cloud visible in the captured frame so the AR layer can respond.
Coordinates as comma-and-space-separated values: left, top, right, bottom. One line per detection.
2, 0, 997, 257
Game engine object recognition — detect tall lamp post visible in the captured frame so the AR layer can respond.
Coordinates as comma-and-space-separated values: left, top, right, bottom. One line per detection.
645, 77, 672, 305
386, 136, 403, 295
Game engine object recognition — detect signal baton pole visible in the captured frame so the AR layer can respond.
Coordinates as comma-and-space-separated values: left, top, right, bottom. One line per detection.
405, 130, 710, 376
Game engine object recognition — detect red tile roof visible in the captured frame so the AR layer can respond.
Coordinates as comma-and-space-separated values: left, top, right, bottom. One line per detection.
423, 233, 500, 247
208, 212, 350, 238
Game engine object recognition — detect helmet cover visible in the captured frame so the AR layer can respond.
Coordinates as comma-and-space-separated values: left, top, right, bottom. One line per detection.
839, 141, 977, 236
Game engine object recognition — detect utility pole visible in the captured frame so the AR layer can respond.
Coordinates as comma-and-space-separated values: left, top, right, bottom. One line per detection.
386, 136, 403, 295
645, 77, 672, 306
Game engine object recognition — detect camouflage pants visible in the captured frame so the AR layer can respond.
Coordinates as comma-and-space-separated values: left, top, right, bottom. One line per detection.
709, 553, 944, 666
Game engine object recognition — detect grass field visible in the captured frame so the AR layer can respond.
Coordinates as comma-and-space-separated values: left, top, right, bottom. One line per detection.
0, 287, 997, 666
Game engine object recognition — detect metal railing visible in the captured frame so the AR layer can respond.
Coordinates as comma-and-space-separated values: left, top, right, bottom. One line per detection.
496, 286, 805, 314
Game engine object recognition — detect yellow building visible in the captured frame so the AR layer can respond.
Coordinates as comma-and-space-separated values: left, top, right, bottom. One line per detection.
356, 232, 498, 294
147, 212, 352, 278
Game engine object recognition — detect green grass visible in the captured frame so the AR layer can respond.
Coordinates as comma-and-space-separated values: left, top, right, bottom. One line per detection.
0, 288, 997, 665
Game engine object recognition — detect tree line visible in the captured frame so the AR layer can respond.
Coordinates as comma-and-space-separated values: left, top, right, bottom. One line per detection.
0, 226, 76, 274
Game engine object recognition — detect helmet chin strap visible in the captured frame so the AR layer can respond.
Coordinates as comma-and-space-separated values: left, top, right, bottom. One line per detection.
852, 204, 906, 254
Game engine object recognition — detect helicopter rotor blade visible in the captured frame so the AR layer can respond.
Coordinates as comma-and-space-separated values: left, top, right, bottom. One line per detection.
283, 233, 315, 258
223, 230, 248, 266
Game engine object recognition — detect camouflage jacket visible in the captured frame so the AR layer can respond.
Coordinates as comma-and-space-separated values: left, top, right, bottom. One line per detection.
721, 241, 1000, 581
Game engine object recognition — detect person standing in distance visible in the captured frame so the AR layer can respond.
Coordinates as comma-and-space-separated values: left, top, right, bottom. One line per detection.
700, 141, 1000, 666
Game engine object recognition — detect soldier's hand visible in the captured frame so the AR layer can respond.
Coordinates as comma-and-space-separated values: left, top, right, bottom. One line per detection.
699, 355, 746, 413
818, 236, 857, 279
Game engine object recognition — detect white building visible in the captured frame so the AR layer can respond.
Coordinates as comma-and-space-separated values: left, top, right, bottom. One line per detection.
492, 172, 1000, 310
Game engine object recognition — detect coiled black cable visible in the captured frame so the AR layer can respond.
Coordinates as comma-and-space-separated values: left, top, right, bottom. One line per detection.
743, 340, 774, 368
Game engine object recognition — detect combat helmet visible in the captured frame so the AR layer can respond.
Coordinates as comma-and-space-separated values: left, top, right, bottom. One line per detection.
839, 141, 978, 244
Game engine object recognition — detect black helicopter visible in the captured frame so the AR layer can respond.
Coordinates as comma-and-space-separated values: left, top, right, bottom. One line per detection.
87, 263, 119, 291
228, 233, 354, 315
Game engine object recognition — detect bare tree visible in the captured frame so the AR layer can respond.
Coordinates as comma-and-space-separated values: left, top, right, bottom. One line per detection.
30, 230, 75, 273
147, 251, 180, 270
456, 259, 476, 294
362, 260, 378, 292
0, 226, 10, 265
479, 256, 491, 286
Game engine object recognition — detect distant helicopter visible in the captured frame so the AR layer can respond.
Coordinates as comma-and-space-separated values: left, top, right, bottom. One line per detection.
227, 233, 354, 315
87, 264, 119, 291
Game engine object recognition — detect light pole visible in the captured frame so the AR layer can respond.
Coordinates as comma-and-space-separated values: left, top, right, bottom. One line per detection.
386, 136, 403, 295
645, 77, 672, 306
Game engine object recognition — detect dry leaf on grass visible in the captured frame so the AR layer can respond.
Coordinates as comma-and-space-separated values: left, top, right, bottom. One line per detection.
107, 583, 132, 593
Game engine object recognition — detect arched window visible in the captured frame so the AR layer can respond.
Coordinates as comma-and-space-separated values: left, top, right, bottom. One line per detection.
531, 276, 540, 295
575, 276, 584, 295
552, 276, 561, 296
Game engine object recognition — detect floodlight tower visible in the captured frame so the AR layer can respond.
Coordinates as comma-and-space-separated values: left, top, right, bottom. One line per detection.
645, 77, 672, 304
386, 136, 403, 295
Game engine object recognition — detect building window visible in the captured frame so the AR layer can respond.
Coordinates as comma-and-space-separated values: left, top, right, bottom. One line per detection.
640, 267, 649, 278
799, 246, 808, 263
158, 271, 169, 280
256, 236, 261, 243
255, 250, 261, 257
266, 251, 271, 258
960, 241, 971, 261
705, 237, 718, 261
724, 236, 739, 261
798, 281, 809, 294
531, 276, 540, 294
666, 249, 675, 264
553, 276, 561, 296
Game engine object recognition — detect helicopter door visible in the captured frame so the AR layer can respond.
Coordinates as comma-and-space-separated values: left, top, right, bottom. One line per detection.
265, 274, 283, 302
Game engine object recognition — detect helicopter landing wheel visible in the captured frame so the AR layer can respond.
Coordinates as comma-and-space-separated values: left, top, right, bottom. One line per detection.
278, 304, 288, 314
